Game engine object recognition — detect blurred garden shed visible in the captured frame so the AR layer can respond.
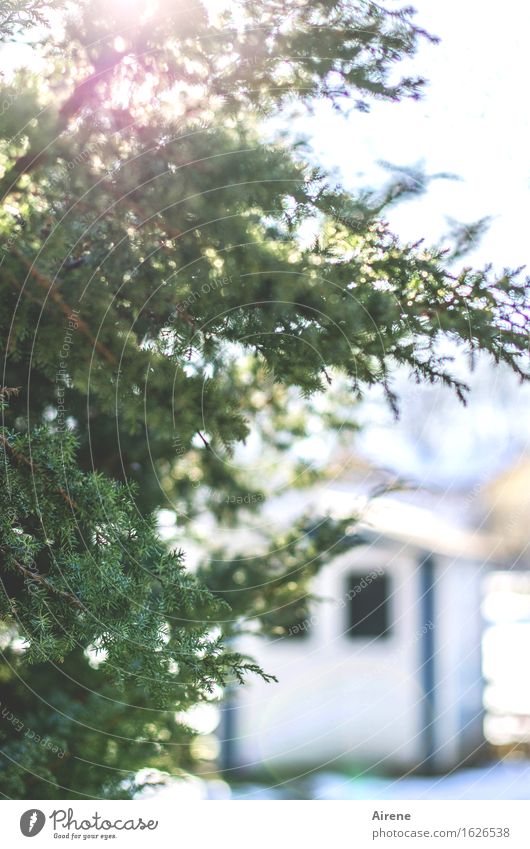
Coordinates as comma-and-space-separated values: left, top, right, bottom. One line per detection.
225, 492, 495, 775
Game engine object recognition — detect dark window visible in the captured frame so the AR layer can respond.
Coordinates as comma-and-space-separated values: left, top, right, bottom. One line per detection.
345, 573, 391, 638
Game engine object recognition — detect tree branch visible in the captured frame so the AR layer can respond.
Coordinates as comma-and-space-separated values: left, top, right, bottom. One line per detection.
0, 432, 77, 510
11, 247, 118, 365
11, 558, 85, 611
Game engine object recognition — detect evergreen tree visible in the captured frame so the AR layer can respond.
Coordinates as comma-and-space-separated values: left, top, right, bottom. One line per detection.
0, 0, 528, 797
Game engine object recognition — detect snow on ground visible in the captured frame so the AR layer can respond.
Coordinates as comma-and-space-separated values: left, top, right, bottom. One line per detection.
310, 762, 530, 801
228, 762, 530, 801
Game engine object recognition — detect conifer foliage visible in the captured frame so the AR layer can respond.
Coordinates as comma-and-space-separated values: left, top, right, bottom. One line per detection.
0, 394, 266, 696
0, 0, 528, 797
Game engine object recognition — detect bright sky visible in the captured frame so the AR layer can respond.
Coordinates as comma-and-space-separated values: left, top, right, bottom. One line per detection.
301, 0, 530, 273
296, 0, 530, 486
